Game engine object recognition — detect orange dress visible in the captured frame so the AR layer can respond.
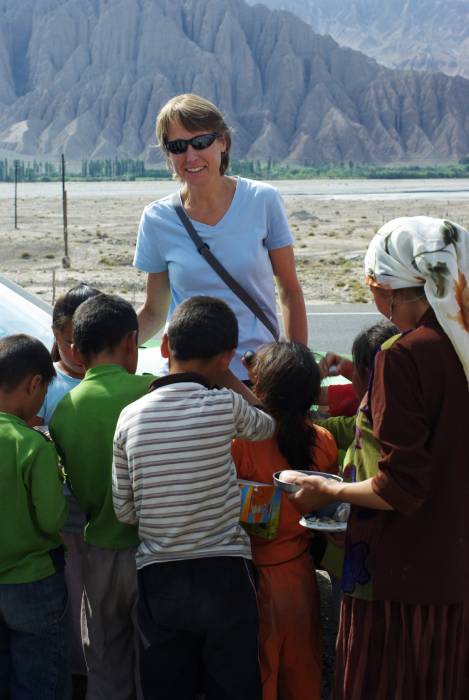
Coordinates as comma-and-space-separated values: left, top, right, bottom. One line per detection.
232, 425, 338, 700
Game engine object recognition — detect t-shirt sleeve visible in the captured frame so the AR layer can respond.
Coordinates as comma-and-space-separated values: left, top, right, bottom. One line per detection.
264, 188, 294, 251
28, 440, 68, 536
318, 415, 356, 451
133, 206, 168, 273
327, 384, 359, 417
231, 391, 275, 441
370, 344, 433, 514
112, 420, 138, 526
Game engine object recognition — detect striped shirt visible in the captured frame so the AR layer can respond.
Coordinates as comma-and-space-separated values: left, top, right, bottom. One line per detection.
112, 373, 275, 569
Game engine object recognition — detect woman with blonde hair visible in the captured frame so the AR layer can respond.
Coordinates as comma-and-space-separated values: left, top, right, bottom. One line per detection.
134, 93, 307, 379
287, 216, 469, 699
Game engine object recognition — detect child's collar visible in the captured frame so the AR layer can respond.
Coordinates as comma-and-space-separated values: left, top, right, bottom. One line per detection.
149, 372, 213, 393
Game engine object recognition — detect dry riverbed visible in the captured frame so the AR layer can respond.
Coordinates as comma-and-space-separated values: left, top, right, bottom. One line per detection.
1, 186, 468, 306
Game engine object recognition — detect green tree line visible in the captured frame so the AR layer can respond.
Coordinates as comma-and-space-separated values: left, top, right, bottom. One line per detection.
1, 156, 469, 183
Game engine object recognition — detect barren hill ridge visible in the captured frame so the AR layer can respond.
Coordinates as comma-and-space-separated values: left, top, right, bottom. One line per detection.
249, 0, 469, 79
0, 0, 468, 163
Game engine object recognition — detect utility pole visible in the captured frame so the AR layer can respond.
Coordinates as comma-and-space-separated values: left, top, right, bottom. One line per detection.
61, 154, 70, 268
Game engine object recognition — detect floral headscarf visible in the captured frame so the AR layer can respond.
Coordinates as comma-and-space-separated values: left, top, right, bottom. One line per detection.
365, 216, 469, 385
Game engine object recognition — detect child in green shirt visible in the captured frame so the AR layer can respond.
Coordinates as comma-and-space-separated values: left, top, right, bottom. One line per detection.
0, 334, 68, 698
50, 294, 156, 700
321, 321, 399, 484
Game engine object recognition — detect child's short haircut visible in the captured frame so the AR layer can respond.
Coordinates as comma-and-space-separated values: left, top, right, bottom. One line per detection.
0, 334, 55, 391
352, 320, 399, 376
73, 294, 138, 358
52, 283, 102, 332
168, 296, 238, 361
51, 282, 101, 362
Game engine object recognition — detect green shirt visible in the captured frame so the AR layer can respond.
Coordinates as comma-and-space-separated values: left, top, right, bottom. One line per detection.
0, 412, 67, 584
50, 365, 155, 550
320, 411, 380, 484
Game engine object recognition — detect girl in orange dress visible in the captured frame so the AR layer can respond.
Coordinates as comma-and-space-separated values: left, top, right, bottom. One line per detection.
232, 341, 338, 700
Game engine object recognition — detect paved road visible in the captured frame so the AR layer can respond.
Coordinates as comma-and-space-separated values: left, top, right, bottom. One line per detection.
147, 303, 385, 355
303, 303, 383, 354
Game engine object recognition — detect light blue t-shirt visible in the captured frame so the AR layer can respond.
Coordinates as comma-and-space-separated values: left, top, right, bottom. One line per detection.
38, 364, 84, 533
134, 177, 293, 378
38, 364, 81, 425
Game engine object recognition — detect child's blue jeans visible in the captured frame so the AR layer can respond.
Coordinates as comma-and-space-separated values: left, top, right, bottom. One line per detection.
0, 570, 68, 699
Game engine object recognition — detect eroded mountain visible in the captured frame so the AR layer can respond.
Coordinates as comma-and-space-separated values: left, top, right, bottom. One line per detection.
249, 0, 469, 79
0, 0, 468, 163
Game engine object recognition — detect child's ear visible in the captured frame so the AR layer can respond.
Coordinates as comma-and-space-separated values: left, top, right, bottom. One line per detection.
126, 330, 138, 351
27, 374, 43, 395
71, 344, 85, 368
124, 331, 139, 374
161, 334, 170, 359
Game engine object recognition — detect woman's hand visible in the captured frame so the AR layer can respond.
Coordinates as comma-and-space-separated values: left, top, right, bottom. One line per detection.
287, 474, 341, 512
288, 474, 395, 512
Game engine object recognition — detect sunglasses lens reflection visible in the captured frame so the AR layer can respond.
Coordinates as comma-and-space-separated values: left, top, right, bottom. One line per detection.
167, 140, 187, 154
166, 132, 217, 155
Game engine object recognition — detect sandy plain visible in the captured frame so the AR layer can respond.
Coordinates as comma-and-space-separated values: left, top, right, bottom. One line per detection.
1, 180, 469, 307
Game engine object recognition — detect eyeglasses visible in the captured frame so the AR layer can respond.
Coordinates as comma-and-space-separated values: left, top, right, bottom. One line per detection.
164, 132, 218, 155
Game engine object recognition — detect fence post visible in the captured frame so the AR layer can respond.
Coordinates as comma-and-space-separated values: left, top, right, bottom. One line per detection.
61, 154, 70, 268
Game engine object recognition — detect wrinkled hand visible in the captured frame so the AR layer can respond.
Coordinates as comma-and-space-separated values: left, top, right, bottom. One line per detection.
288, 474, 340, 512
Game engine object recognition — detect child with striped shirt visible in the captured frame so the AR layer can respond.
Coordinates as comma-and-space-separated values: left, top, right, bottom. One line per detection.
112, 296, 275, 700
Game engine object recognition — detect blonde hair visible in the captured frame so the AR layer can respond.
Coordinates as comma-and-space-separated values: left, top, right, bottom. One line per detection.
156, 94, 231, 175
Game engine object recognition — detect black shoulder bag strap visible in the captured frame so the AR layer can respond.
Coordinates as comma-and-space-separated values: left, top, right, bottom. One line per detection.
172, 194, 279, 341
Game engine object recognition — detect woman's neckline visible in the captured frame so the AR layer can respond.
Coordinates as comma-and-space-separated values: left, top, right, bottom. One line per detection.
179, 176, 239, 228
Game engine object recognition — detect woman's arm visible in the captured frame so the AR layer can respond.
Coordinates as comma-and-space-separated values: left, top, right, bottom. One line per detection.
137, 271, 170, 344
269, 246, 308, 344
288, 473, 394, 512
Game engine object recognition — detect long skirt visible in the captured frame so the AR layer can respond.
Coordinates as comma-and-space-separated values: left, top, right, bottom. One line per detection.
333, 595, 469, 700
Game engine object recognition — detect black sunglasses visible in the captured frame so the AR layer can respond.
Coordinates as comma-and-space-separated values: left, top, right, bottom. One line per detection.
165, 132, 218, 155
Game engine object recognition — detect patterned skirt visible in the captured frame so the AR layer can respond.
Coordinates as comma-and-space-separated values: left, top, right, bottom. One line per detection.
333, 595, 469, 700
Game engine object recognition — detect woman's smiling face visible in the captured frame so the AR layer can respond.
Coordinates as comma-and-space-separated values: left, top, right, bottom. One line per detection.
166, 121, 226, 186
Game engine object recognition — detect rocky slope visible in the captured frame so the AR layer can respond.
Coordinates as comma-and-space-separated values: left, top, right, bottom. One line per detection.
249, 0, 469, 79
0, 0, 468, 163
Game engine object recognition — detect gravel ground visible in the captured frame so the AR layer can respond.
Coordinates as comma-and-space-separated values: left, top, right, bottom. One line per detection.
1, 186, 468, 307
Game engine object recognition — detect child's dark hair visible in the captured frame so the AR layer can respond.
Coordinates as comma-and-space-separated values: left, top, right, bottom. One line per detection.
168, 296, 238, 361
51, 283, 101, 361
352, 321, 399, 377
72, 294, 138, 358
252, 342, 321, 470
0, 334, 55, 391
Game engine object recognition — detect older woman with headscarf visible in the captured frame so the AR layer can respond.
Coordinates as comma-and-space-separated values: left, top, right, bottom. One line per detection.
287, 216, 469, 700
